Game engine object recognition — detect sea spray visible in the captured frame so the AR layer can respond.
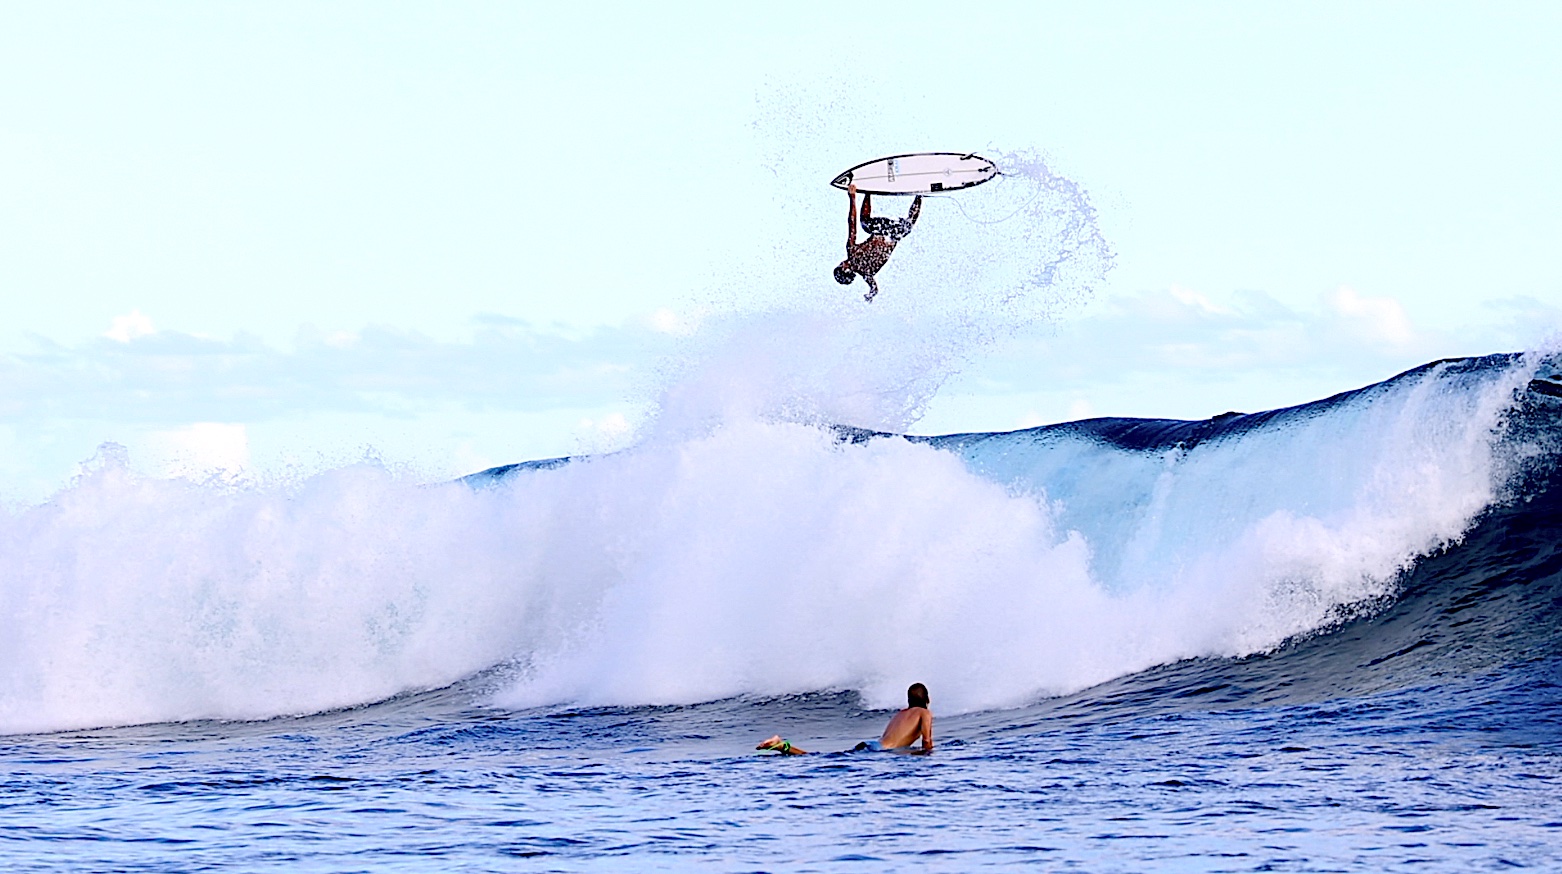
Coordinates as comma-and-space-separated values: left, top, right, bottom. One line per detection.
649, 149, 1114, 437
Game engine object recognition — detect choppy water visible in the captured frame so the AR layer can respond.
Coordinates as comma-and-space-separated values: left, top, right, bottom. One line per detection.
5, 669, 1559, 871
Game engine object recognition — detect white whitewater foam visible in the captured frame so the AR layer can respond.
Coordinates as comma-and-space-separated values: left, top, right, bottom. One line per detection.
0, 451, 549, 735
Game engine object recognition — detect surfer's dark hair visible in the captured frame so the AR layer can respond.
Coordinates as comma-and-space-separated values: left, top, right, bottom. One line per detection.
833, 263, 855, 285
907, 683, 929, 709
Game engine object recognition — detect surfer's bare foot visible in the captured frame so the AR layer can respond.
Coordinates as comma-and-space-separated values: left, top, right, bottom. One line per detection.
757, 735, 807, 754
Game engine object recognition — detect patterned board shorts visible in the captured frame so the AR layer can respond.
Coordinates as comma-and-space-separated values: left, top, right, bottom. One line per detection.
861, 216, 913, 241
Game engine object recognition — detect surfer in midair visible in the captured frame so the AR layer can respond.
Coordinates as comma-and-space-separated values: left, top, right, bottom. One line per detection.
834, 183, 923, 302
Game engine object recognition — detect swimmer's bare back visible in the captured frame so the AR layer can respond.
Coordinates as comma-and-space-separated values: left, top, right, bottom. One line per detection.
879, 705, 933, 752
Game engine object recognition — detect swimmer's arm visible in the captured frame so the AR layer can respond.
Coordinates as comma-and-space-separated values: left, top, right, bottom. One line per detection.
920, 711, 934, 752
847, 184, 858, 250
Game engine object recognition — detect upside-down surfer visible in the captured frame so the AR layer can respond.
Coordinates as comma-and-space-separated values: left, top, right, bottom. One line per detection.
834, 183, 923, 302
757, 683, 934, 755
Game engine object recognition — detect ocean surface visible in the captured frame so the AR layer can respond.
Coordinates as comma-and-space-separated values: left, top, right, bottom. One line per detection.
3, 350, 1561, 871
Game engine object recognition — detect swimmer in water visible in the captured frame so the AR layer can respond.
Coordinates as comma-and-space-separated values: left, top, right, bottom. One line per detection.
757, 683, 933, 755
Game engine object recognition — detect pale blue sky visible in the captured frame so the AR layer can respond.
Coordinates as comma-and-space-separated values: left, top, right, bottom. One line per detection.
2, 2, 1559, 498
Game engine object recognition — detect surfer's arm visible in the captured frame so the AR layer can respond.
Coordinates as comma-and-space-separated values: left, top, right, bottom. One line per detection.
908, 195, 923, 226
920, 711, 934, 752
847, 185, 858, 248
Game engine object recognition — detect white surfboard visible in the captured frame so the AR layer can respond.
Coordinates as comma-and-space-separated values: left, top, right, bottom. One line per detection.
830, 152, 999, 196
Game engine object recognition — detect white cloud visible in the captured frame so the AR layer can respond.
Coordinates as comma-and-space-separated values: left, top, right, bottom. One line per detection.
1326, 285, 1414, 347
1167, 285, 1229, 316
0, 319, 670, 426
1480, 296, 1562, 350
1066, 398, 1098, 421
104, 310, 156, 343
918, 283, 1475, 432
574, 411, 634, 453
1016, 398, 1094, 429
976, 284, 1442, 394
649, 308, 696, 336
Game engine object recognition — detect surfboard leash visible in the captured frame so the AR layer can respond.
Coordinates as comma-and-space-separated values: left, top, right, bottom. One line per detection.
928, 171, 1042, 226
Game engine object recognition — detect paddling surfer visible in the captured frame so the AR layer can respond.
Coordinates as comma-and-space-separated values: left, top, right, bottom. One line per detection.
757, 683, 933, 755
834, 183, 923, 302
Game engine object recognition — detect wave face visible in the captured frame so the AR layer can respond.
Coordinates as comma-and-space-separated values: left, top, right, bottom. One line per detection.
3, 352, 1555, 735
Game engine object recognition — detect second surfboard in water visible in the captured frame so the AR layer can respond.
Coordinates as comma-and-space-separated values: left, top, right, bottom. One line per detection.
830, 152, 999, 196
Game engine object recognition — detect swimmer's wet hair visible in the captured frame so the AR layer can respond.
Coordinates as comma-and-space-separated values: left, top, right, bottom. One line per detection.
908, 683, 929, 709
833, 263, 855, 285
